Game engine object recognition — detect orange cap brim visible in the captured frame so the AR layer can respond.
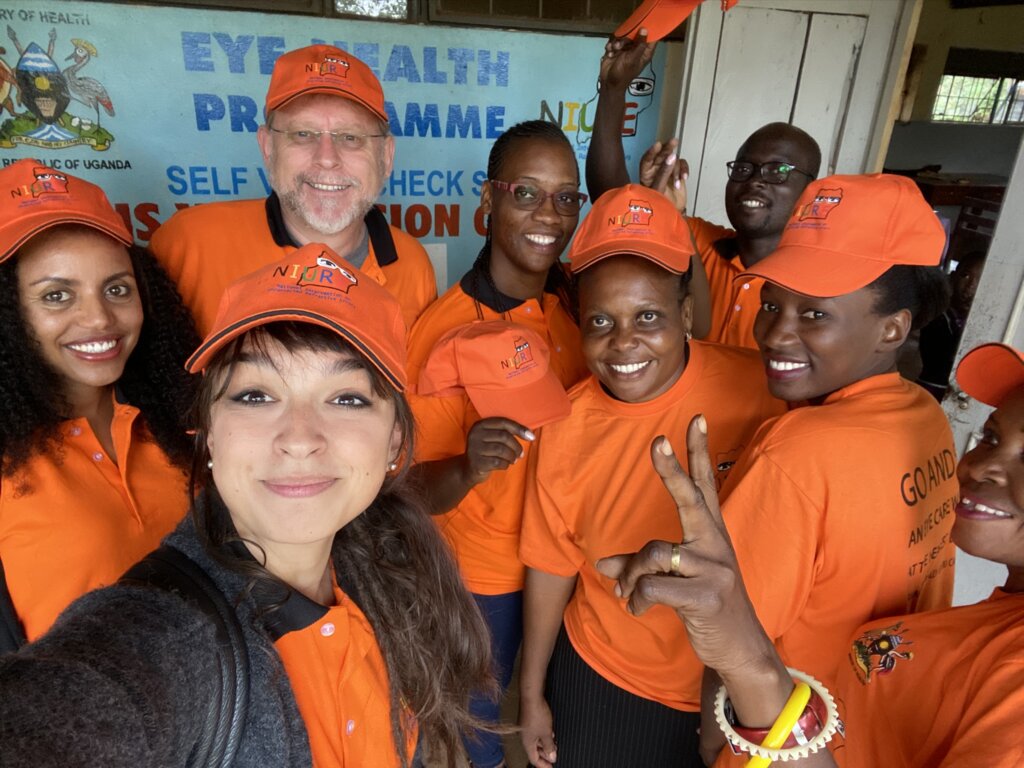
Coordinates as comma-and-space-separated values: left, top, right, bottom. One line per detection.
570, 241, 692, 275
737, 245, 894, 298
466, 371, 571, 431
185, 308, 405, 391
266, 86, 387, 123
614, 0, 704, 41
1, 211, 132, 264
956, 343, 1024, 408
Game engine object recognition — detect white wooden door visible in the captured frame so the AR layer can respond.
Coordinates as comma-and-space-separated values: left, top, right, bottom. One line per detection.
676, 0, 912, 224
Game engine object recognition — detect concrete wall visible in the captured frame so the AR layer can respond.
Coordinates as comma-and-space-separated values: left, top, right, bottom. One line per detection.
886, 120, 1022, 176
911, 0, 1024, 122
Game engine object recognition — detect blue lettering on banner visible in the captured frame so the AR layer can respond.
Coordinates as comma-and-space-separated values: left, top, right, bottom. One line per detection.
182, 32, 214, 71
387, 170, 464, 197
447, 105, 481, 138
167, 165, 252, 196
448, 49, 474, 85
258, 36, 286, 74
423, 48, 446, 84
384, 45, 421, 83
471, 170, 487, 196
212, 33, 255, 74
193, 94, 260, 132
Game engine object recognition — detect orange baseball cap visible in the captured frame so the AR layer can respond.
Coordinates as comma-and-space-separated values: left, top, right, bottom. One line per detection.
567, 183, 695, 274
265, 44, 387, 122
0, 158, 131, 263
956, 343, 1024, 408
737, 173, 945, 298
186, 243, 407, 390
615, 0, 740, 42
417, 321, 571, 431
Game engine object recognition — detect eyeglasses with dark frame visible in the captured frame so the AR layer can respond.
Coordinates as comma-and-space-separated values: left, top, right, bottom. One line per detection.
488, 180, 588, 217
726, 161, 816, 185
266, 126, 388, 151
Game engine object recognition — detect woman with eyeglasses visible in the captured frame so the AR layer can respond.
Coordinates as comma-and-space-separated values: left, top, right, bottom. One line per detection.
406, 120, 590, 768
0, 245, 494, 768
0, 160, 199, 648
598, 340, 1024, 768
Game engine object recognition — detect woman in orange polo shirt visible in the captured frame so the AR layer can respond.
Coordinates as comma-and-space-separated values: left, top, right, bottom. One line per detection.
599, 340, 1024, 768
518, 184, 784, 768
0, 245, 494, 768
408, 120, 589, 768
0, 160, 198, 645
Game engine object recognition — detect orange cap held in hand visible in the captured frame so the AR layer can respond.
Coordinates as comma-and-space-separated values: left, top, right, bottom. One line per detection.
615, 0, 740, 42
418, 320, 571, 431
567, 183, 695, 275
186, 243, 407, 390
0, 158, 131, 263
737, 173, 945, 298
956, 343, 1024, 408
265, 44, 387, 122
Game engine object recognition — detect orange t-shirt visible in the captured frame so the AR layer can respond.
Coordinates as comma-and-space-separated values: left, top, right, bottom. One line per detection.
519, 341, 784, 710
409, 267, 588, 595
829, 589, 1024, 768
720, 373, 958, 688
150, 196, 437, 335
688, 216, 762, 350
0, 401, 188, 641
275, 582, 412, 768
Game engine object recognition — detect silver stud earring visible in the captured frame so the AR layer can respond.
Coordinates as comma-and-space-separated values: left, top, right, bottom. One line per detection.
388, 461, 398, 472
207, 459, 214, 470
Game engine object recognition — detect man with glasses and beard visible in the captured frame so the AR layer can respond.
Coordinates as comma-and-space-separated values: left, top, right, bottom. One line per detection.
151, 45, 436, 335
587, 33, 821, 350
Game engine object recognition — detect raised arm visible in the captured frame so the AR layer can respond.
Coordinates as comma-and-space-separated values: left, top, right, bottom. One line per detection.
585, 33, 657, 200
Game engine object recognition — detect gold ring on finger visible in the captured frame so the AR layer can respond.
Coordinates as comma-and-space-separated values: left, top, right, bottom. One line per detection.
670, 543, 682, 575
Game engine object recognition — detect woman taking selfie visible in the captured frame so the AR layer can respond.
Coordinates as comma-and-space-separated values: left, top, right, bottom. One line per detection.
0, 159, 198, 646
599, 339, 1024, 767
0, 244, 494, 768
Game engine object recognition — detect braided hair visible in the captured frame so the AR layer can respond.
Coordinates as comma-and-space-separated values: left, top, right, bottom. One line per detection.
472, 120, 579, 320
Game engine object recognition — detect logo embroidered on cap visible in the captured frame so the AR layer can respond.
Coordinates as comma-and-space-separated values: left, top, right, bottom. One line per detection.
619, 198, 654, 227
499, 335, 537, 375
272, 250, 359, 294
316, 54, 350, 79
798, 188, 843, 221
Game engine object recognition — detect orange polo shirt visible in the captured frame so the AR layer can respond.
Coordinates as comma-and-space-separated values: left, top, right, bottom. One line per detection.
0, 400, 188, 641
150, 196, 437, 335
409, 265, 588, 595
689, 216, 762, 350
715, 590, 1024, 768
720, 373, 958, 688
275, 581, 412, 768
520, 341, 784, 710
831, 589, 1024, 767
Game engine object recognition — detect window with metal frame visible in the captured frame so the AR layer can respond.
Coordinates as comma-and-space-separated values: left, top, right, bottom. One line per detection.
931, 47, 1024, 126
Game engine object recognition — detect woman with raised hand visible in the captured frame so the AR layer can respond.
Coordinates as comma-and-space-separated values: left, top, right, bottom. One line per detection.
0, 159, 198, 646
599, 339, 1024, 767
407, 120, 589, 768
0, 244, 494, 768
517, 184, 783, 768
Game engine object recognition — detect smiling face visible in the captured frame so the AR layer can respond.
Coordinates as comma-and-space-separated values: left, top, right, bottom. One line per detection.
482, 137, 580, 295
953, 388, 1024, 572
724, 130, 817, 242
579, 256, 693, 403
257, 93, 394, 242
17, 226, 142, 411
753, 282, 908, 403
207, 338, 402, 567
